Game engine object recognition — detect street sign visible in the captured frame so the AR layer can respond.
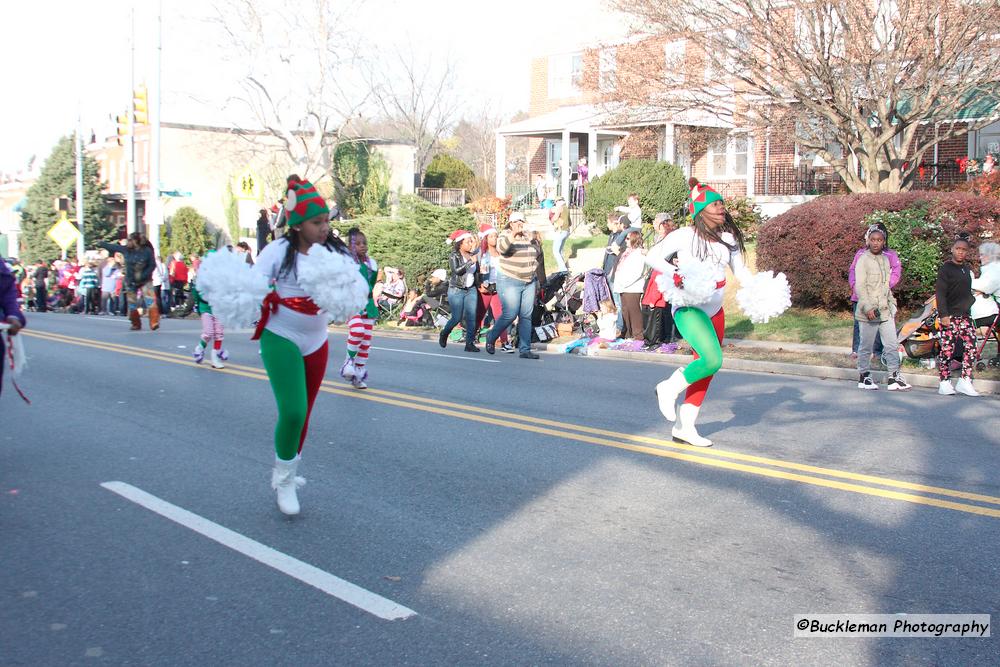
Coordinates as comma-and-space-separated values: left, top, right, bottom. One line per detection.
47, 214, 81, 251
236, 169, 261, 200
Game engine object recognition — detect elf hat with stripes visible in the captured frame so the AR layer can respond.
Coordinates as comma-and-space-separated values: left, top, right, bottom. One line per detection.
283, 178, 329, 228
687, 178, 724, 220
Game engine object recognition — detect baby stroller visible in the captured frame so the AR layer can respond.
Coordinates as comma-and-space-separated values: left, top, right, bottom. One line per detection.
897, 295, 1000, 371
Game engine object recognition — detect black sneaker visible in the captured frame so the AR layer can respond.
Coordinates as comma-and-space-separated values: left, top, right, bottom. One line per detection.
858, 373, 878, 390
464, 343, 481, 353
887, 372, 912, 391
485, 338, 496, 355
438, 331, 448, 348
519, 351, 540, 360
501, 342, 516, 353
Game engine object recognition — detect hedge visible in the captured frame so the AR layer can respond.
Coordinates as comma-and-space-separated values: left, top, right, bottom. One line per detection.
757, 191, 1000, 310
583, 159, 688, 231
340, 195, 475, 286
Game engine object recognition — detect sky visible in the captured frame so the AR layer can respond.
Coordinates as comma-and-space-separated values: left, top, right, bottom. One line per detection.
0, 0, 627, 174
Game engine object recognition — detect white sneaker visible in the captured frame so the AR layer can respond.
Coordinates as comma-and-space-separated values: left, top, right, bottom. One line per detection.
886, 372, 911, 391
858, 373, 878, 390
209, 348, 225, 369
955, 378, 980, 397
351, 376, 368, 390
340, 358, 356, 381
938, 379, 956, 395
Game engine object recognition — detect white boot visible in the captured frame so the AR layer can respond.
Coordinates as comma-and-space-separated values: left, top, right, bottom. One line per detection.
671, 403, 713, 447
955, 378, 980, 397
271, 455, 305, 515
655, 368, 690, 422
210, 347, 225, 369
938, 379, 956, 395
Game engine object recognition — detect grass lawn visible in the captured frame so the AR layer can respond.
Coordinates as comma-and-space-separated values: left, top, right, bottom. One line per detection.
539, 236, 608, 273
723, 308, 855, 347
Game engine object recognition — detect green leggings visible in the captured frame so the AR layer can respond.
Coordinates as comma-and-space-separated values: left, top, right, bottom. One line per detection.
673, 307, 725, 385
259, 329, 329, 461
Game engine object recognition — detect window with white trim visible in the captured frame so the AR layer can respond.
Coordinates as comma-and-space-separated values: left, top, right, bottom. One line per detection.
664, 39, 685, 86
599, 48, 617, 92
707, 132, 748, 178
548, 53, 583, 99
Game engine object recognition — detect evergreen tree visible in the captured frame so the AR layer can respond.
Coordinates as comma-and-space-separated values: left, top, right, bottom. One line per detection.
20, 135, 113, 262
165, 207, 213, 257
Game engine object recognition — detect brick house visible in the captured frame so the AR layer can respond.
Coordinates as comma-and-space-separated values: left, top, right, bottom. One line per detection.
496, 34, 1000, 217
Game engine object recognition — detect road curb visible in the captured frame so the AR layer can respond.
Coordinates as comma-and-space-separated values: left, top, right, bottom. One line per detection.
331, 326, 1000, 396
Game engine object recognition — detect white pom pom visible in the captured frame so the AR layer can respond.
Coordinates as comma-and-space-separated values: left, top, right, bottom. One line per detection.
196, 250, 270, 328
296, 243, 370, 323
655, 259, 719, 307
736, 270, 792, 324
285, 188, 297, 212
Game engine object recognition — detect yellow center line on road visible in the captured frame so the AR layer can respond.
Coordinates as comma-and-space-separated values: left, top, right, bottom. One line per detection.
25, 329, 1000, 518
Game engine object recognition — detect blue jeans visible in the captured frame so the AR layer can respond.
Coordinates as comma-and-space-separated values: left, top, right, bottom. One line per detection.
611, 290, 624, 335
552, 230, 570, 273
489, 275, 537, 353
443, 286, 478, 343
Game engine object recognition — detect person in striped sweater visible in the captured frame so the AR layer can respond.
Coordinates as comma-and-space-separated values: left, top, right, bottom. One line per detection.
484, 212, 542, 359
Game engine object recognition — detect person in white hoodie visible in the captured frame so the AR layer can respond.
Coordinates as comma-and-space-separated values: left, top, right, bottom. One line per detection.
612, 230, 647, 339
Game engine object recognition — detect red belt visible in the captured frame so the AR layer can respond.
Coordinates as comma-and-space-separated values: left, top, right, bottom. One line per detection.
673, 275, 727, 289
252, 292, 321, 340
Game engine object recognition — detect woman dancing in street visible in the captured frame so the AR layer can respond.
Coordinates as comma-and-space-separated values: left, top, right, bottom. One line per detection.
340, 228, 378, 389
251, 179, 351, 515
650, 179, 788, 447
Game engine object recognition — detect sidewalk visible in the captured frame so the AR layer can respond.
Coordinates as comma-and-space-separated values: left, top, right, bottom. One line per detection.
331, 325, 1000, 396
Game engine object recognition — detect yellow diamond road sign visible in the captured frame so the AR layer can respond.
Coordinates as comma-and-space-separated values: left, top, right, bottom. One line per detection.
47, 218, 81, 251
237, 169, 261, 200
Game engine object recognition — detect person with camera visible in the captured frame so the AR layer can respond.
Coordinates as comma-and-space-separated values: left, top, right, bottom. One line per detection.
855, 225, 910, 391
485, 212, 541, 359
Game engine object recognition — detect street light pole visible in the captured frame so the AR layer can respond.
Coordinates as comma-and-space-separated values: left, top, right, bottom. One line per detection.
126, 5, 137, 235
76, 106, 85, 262
147, 0, 163, 257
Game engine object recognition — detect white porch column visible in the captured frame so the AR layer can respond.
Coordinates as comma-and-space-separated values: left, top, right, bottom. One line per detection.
588, 129, 598, 179
560, 129, 571, 199
663, 123, 675, 164
745, 133, 755, 197
494, 133, 506, 198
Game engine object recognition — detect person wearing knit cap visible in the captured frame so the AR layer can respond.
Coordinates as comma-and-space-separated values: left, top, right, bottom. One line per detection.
476, 222, 514, 352
252, 176, 351, 515
647, 178, 749, 447
485, 212, 542, 358
438, 230, 482, 352
340, 227, 379, 389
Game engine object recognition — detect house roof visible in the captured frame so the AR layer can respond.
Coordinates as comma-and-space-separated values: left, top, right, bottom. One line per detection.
498, 102, 736, 136
897, 86, 1000, 123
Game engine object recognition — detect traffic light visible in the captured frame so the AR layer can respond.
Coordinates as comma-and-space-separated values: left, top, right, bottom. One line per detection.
116, 112, 130, 146
133, 84, 148, 125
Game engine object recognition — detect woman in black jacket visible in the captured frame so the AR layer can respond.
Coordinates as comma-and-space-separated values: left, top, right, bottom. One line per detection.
97, 232, 158, 331
438, 230, 481, 352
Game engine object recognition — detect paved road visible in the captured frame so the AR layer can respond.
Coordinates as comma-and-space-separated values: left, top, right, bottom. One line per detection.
3, 313, 998, 665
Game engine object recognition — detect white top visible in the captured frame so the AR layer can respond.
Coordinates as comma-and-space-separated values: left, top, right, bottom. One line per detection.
613, 247, 647, 293
615, 203, 642, 227
652, 226, 749, 316
253, 237, 330, 355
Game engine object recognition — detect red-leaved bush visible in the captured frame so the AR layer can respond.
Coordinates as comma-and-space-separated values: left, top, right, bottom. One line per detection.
757, 191, 1000, 309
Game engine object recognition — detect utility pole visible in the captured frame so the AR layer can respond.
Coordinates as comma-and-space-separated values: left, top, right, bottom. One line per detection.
126, 6, 137, 235
147, 0, 162, 256
75, 108, 85, 262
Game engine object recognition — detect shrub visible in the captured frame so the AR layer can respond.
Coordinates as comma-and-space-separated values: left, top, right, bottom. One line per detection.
583, 159, 688, 231
335, 143, 391, 217
865, 207, 944, 306
423, 154, 475, 190
955, 172, 1000, 198
344, 195, 474, 284
723, 197, 766, 243
166, 206, 213, 257
757, 191, 1000, 310
466, 195, 512, 229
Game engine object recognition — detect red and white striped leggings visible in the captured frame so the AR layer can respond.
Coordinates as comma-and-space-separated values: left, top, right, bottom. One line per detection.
347, 315, 374, 368
201, 313, 224, 349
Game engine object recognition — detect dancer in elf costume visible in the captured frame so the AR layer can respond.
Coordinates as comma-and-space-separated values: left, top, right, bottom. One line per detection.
650, 179, 790, 447
190, 266, 229, 369
250, 179, 352, 515
340, 228, 378, 390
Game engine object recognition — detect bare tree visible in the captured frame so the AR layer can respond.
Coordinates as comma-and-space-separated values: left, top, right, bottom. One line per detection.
449, 104, 506, 185
211, 0, 373, 184
606, 0, 1000, 192
368, 47, 462, 180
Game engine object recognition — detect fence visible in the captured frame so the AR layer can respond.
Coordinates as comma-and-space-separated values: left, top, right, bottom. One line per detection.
416, 188, 466, 207
754, 165, 845, 196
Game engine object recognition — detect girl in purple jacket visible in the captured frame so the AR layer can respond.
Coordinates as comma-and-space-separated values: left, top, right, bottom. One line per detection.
0, 260, 27, 396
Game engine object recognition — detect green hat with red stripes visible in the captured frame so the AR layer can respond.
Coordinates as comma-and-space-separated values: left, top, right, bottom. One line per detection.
283, 176, 329, 227
687, 178, 724, 220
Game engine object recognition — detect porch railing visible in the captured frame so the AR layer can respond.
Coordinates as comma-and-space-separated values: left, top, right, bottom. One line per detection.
416, 187, 466, 207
